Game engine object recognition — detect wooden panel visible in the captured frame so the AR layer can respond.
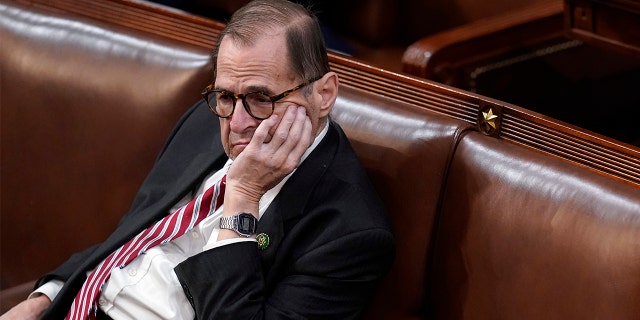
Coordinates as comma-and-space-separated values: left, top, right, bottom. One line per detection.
566, 0, 640, 55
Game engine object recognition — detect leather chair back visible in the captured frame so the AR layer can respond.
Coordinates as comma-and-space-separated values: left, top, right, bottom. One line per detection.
429, 131, 640, 319
0, 0, 212, 288
331, 86, 473, 319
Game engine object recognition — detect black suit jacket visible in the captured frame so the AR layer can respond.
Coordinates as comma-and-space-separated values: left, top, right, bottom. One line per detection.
40, 100, 394, 319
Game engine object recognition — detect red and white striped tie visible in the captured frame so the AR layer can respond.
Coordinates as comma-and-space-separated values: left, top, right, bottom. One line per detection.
65, 175, 226, 320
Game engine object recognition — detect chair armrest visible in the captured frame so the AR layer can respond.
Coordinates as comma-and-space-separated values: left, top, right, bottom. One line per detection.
402, 0, 564, 84
0, 280, 37, 314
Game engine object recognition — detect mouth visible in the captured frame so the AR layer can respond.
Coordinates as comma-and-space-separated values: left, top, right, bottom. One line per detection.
232, 141, 249, 152
231, 140, 250, 153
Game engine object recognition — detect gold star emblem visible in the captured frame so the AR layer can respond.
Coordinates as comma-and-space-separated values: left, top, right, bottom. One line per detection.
482, 108, 498, 130
480, 108, 498, 134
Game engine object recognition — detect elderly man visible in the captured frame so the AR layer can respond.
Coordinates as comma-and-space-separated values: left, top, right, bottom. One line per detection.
2, 0, 394, 319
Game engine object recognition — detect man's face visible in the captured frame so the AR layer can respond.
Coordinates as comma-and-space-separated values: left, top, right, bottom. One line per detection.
215, 31, 322, 160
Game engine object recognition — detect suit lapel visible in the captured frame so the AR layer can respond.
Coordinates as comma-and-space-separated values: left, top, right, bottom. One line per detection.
257, 121, 340, 270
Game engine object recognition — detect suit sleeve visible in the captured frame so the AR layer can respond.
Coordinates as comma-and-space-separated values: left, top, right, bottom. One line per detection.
174, 213, 394, 319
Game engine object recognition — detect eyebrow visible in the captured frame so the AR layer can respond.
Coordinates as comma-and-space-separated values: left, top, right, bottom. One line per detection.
214, 84, 274, 96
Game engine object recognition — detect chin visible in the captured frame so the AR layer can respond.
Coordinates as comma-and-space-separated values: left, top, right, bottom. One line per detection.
230, 146, 246, 159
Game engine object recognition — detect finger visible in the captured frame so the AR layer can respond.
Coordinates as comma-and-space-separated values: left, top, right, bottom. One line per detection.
268, 105, 298, 148
273, 107, 312, 173
287, 114, 313, 167
252, 113, 279, 145
278, 106, 310, 154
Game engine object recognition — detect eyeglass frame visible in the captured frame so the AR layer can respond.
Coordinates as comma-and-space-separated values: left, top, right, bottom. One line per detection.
201, 75, 323, 120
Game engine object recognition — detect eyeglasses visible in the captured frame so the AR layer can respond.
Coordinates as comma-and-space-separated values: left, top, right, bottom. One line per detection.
201, 75, 322, 120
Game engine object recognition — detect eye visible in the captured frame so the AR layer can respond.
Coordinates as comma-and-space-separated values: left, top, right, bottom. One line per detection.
247, 93, 272, 106
216, 91, 234, 104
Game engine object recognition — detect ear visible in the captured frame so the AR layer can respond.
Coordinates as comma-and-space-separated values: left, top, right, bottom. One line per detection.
314, 71, 339, 118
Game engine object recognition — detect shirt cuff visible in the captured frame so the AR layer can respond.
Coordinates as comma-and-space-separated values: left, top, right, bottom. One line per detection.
203, 237, 256, 251
29, 279, 64, 301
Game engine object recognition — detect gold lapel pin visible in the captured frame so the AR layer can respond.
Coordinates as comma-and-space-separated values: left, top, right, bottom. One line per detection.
256, 233, 270, 250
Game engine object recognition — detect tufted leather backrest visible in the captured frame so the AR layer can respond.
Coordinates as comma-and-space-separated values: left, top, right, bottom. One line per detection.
429, 131, 640, 319
0, 0, 213, 288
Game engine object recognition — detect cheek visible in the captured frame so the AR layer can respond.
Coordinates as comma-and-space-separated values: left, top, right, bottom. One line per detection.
220, 120, 232, 155
305, 106, 321, 128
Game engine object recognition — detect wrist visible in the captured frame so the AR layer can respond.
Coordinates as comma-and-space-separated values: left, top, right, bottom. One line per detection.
223, 192, 260, 219
30, 294, 51, 304
224, 183, 262, 215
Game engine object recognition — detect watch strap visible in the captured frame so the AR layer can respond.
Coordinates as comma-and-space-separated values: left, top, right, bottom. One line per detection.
219, 215, 236, 230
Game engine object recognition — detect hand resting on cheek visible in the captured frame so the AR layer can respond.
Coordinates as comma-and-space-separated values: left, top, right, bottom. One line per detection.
225, 104, 313, 205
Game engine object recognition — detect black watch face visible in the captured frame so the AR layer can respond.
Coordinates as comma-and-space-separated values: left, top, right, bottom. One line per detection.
237, 213, 257, 235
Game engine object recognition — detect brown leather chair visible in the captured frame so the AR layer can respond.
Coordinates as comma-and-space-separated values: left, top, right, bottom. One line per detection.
0, 0, 215, 290
430, 131, 640, 319
331, 86, 473, 319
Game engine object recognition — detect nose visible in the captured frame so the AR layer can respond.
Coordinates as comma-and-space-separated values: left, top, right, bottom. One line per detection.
228, 99, 259, 133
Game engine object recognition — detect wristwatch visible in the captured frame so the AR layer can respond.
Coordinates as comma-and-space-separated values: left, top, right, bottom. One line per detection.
219, 213, 258, 237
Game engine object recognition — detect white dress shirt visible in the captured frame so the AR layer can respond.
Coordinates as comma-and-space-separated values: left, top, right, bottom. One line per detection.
34, 123, 329, 319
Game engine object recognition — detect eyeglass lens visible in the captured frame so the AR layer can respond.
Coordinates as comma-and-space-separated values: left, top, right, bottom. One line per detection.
213, 92, 274, 119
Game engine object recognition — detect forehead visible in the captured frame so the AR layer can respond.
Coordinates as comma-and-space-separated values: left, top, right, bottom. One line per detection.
215, 32, 295, 90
